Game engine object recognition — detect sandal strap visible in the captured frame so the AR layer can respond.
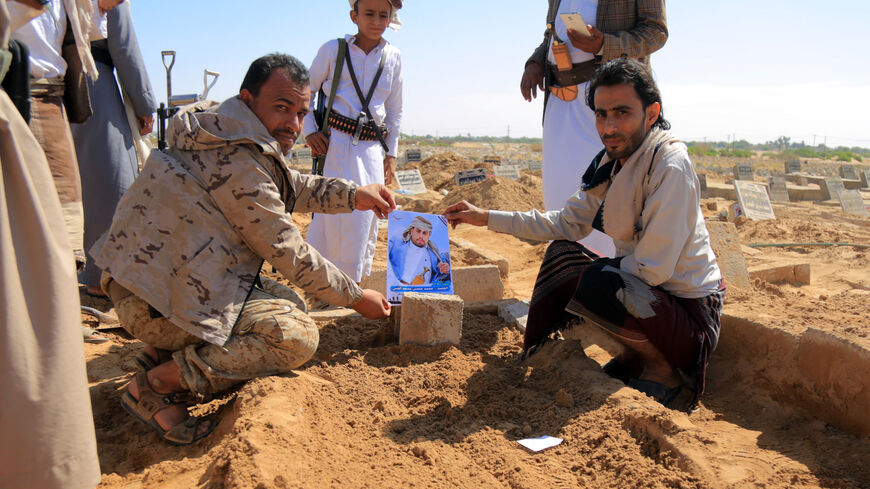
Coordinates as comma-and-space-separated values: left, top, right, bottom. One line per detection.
127, 372, 197, 419
162, 415, 216, 445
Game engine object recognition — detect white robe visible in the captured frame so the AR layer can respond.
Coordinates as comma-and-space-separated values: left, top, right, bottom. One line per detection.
542, 0, 616, 257
304, 35, 403, 282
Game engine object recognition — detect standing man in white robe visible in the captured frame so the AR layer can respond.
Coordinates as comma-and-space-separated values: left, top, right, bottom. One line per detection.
521, 0, 667, 257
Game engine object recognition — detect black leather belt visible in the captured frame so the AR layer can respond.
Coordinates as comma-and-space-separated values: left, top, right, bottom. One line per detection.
91, 46, 114, 69
548, 58, 598, 87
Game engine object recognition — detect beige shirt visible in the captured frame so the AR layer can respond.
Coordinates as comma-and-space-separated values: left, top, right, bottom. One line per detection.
488, 142, 721, 299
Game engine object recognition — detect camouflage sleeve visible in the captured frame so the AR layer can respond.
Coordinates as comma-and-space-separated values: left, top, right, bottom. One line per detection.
288, 170, 358, 214
208, 157, 363, 307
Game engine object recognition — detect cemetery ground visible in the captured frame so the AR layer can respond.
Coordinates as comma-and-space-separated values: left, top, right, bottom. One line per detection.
81, 146, 870, 488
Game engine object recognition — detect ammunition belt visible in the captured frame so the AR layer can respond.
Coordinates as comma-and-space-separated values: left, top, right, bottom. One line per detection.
327, 111, 388, 141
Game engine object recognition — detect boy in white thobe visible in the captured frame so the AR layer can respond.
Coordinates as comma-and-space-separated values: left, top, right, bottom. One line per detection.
304, 0, 403, 283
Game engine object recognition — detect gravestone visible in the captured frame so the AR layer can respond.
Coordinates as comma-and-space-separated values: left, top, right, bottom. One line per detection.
396, 169, 427, 195
734, 180, 775, 220
861, 169, 870, 189
785, 159, 802, 174
839, 165, 858, 181
529, 160, 543, 171
732, 163, 754, 181
704, 221, 750, 289
822, 177, 846, 201
493, 165, 521, 180
455, 168, 488, 186
698, 173, 708, 198
295, 147, 312, 162
405, 149, 422, 163
483, 156, 501, 164
767, 176, 790, 202
837, 189, 868, 216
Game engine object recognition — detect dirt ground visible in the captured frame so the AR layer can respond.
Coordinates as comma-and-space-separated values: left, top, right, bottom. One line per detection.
81, 154, 870, 488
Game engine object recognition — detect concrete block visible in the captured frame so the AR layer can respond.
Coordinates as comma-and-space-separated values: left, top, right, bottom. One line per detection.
705, 221, 751, 289
362, 266, 504, 303
748, 264, 811, 285
452, 265, 504, 302
498, 300, 529, 332
464, 299, 518, 314
794, 264, 811, 284
706, 181, 737, 200
449, 236, 510, 278
399, 292, 463, 346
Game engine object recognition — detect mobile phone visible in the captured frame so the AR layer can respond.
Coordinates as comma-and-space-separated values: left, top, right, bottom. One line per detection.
560, 13, 590, 36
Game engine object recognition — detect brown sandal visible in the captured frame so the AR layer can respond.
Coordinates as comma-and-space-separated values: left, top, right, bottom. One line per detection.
120, 372, 217, 445
134, 348, 173, 371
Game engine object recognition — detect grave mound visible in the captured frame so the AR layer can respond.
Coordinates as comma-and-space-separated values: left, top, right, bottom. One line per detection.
438, 176, 544, 213
405, 152, 494, 192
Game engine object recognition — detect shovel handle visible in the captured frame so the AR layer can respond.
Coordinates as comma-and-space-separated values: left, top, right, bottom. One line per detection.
161, 50, 176, 101
161, 50, 176, 71
202, 69, 220, 100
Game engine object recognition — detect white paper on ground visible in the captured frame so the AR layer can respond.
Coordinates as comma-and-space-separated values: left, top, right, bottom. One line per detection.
517, 436, 563, 452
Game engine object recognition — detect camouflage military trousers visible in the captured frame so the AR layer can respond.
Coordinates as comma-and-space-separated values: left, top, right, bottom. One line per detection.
102, 273, 318, 395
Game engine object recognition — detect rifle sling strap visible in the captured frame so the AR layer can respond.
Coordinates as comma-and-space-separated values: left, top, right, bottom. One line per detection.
320, 38, 347, 137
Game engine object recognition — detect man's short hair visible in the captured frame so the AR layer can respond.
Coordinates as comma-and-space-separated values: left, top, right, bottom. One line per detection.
586, 58, 671, 131
240, 53, 310, 96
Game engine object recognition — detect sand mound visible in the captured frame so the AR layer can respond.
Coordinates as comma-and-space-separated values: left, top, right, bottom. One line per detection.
438, 177, 544, 213
405, 152, 494, 192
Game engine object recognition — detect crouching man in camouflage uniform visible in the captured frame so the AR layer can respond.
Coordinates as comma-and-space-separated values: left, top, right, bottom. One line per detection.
90, 53, 395, 445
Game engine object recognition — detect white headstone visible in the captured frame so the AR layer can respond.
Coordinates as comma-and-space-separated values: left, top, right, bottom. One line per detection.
822, 177, 846, 201
839, 165, 859, 181
396, 169, 427, 195
785, 159, 802, 174
733, 163, 754, 181
838, 189, 868, 216
734, 180, 776, 220
767, 176, 790, 202
295, 147, 312, 162
493, 165, 521, 180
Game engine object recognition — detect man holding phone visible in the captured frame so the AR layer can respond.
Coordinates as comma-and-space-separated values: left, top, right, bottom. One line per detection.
520, 0, 667, 258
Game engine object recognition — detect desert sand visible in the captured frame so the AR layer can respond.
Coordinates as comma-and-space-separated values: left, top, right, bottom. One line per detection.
81, 148, 870, 488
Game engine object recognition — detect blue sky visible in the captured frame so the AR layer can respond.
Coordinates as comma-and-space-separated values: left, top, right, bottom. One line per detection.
130, 1, 870, 148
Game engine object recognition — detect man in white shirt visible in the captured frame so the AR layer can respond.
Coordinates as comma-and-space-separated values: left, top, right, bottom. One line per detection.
446, 59, 724, 411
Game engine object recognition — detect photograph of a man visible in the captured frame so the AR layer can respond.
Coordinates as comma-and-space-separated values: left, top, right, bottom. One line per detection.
390, 214, 450, 285
387, 211, 453, 303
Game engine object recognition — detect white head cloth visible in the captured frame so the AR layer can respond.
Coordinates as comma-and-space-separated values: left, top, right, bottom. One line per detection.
349, 0, 403, 31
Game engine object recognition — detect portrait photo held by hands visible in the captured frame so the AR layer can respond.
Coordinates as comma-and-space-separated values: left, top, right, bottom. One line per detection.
386, 210, 453, 304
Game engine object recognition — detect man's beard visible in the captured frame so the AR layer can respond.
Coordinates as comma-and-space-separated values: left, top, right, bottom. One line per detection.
412, 240, 426, 248
603, 124, 647, 161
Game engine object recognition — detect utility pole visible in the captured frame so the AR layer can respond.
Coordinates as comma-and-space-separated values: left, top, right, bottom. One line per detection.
812, 134, 816, 147
507, 124, 510, 139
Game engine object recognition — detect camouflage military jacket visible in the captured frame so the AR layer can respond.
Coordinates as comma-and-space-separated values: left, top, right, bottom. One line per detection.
92, 96, 363, 346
